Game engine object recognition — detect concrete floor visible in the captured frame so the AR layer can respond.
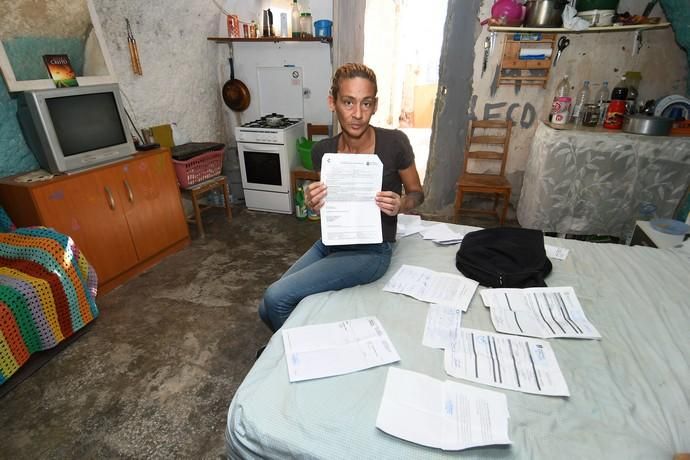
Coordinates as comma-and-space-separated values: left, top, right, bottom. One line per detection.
0, 203, 516, 459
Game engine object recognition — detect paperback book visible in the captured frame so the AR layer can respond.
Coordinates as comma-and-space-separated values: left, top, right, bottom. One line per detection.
42, 54, 78, 87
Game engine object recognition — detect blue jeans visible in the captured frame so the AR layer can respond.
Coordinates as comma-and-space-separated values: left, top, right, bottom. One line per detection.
259, 240, 393, 331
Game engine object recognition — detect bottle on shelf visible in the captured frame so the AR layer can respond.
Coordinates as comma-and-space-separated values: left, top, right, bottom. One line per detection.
624, 71, 642, 114
300, 12, 313, 38
291, 0, 301, 38
295, 184, 307, 220
303, 181, 320, 221
595, 81, 610, 126
549, 74, 571, 125
610, 75, 629, 101
603, 76, 628, 129
570, 80, 591, 125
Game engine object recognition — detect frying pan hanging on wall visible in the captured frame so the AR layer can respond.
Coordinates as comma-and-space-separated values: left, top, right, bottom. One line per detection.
222, 57, 250, 111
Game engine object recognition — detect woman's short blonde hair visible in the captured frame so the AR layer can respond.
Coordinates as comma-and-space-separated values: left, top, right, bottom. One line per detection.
330, 63, 377, 101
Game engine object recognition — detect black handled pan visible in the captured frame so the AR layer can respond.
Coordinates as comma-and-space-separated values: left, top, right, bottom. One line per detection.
222, 57, 250, 111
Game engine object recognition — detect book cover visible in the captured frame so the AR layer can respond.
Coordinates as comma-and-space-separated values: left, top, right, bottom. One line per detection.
42, 54, 78, 87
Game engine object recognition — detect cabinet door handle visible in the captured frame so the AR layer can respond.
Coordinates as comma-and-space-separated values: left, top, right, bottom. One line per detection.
105, 186, 116, 210
123, 179, 134, 203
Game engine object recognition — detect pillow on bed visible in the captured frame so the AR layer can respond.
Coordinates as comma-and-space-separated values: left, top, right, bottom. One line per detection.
0, 207, 17, 232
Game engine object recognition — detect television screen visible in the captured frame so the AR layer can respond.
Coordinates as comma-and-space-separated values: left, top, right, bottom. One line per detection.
17, 83, 135, 174
47, 93, 128, 157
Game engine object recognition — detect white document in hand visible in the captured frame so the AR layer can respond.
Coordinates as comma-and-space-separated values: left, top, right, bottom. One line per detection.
376, 367, 511, 450
320, 153, 383, 245
480, 287, 601, 339
444, 328, 569, 396
282, 316, 400, 382
383, 264, 478, 312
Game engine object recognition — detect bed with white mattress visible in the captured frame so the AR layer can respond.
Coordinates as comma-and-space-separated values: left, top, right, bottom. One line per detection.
226, 223, 690, 459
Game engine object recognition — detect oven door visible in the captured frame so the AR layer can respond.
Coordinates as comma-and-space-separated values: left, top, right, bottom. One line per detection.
237, 141, 290, 194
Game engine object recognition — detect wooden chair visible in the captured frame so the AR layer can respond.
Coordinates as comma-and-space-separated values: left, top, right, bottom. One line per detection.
307, 123, 330, 140
179, 175, 232, 238
453, 119, 513, 225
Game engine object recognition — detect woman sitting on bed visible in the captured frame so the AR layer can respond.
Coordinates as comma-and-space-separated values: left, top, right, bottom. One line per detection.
258, 63, 424, 332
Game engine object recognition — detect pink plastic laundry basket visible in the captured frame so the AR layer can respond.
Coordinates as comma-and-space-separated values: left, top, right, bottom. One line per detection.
172, 148, 224, 188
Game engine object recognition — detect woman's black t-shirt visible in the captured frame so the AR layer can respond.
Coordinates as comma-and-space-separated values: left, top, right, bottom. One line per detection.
311, 126, 415, 242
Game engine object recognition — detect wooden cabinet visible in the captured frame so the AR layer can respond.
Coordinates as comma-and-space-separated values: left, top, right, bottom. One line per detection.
0, 148, 190, 295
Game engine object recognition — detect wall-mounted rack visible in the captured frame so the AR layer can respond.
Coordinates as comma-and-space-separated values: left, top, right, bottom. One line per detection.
498, 33, 557, 89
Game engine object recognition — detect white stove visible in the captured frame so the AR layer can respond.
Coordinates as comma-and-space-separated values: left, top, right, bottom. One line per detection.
235, 114, 305, 214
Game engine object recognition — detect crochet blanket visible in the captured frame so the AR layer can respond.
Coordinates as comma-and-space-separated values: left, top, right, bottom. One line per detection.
0, 227, 98, 384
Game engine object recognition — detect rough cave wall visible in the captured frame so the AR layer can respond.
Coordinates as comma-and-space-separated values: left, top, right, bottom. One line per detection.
660, 0, 690, 95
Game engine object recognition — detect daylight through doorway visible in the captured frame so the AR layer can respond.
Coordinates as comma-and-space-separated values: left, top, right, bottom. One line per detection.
363, 0, 449, 185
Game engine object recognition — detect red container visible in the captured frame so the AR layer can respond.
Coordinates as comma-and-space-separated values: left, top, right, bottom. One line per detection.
227, 15, 240, 38
172, 149, 224, 188
603, 99, 626, 129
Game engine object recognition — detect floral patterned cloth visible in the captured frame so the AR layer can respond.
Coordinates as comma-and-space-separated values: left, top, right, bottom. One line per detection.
517, 121, 690, 238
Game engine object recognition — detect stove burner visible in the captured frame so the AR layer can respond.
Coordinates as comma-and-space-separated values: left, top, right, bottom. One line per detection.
241, 115, 302, 130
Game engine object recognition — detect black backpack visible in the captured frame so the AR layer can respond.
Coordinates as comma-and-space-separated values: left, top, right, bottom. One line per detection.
455, 227, 552, 288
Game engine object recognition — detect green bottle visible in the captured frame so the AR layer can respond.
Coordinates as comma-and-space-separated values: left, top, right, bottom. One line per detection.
295, 185, 307, 220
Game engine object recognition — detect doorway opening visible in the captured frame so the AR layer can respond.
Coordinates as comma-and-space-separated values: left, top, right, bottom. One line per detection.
363, 0, 449, 185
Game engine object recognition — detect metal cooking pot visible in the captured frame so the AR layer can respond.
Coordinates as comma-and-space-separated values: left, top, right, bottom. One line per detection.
524, 0, 568, 27
265, 114, 285, 126
622, 114, 673, 136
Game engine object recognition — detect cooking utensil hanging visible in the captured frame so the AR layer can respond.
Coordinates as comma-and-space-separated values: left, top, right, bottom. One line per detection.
126, 18, 142, 75
222, 57, 251, 111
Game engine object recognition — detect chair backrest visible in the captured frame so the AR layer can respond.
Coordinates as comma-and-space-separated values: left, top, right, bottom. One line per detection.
462, 119, 513, 176
307, 123, 330, 140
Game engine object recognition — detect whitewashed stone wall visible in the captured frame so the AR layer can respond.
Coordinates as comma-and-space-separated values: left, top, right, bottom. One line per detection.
93, 0, 225, 144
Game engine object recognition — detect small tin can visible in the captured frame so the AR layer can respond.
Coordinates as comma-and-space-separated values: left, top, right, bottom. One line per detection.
551, 96, 572, 125
582, 104, 599, 127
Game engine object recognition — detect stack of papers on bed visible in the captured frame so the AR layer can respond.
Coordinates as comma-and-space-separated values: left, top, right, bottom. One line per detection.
383, 265, 478, 311
282, 317, 400, 382
480, 287, 601, 339
396, 214, 426, 238
376, 368, 511, 450
419, 223, 465, 245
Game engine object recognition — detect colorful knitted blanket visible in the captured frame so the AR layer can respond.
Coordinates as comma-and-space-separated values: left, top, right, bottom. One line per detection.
0, 227, 98, 384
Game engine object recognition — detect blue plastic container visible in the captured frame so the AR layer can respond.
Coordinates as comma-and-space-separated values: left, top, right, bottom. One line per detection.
314, 19, 332, 37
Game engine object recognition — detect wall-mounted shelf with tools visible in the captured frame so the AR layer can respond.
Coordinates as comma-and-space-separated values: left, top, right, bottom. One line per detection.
498, 33, 557, 90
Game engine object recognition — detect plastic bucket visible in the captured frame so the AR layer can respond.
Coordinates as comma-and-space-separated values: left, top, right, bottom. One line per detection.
314, 20, 332, 37
297, 137, 315, 170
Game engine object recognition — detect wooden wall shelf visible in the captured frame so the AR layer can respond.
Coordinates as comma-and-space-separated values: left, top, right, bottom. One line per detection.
489, 22, 670, 33
208, 36, 332, 44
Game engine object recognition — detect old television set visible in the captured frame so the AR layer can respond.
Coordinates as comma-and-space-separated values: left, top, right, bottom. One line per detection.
17, 83, 135, 174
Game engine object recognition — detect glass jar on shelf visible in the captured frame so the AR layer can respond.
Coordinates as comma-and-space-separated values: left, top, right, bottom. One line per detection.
299, 12, 313, 37
582, 104, 599, 127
